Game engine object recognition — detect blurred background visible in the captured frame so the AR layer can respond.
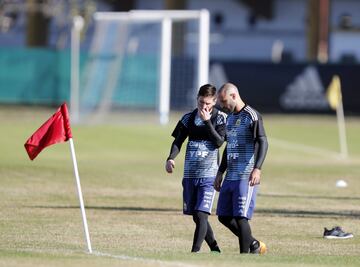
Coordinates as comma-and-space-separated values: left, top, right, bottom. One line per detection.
0, 0, 359, 123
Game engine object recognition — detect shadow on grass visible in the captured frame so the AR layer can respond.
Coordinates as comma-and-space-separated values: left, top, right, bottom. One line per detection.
27, 205, 360, 219
259, 193, 360, 201
256, 208, 360, 219
257, 193, 360, 219
28, 205, 181, 213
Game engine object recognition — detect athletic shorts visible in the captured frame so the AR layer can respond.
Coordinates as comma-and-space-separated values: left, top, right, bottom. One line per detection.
182, 178, 216, 215
216, 179, 258, 219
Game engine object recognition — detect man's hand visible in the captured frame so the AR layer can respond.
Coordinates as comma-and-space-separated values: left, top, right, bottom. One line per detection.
249, 168, 261, 186
165, 159, 175, 173
199, 107, 211, 121
214, 172, 223, 191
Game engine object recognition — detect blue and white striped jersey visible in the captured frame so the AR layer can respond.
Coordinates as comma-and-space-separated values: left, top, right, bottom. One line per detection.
179, 109, 227, 179
224, 105, 266, 181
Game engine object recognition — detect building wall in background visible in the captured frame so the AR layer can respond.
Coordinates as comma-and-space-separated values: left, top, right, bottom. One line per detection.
1, 0, 359, 62
0, 0, 359, 111
137, 0, 360, 63
188, 0, 307, 61
329, 0, 360, 63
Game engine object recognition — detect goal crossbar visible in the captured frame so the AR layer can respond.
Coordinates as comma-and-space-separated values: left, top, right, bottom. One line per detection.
94, 10, 205, 22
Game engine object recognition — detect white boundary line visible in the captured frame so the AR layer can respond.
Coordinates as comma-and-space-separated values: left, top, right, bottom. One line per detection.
14, 248, 199, 267
93, 251, 199, 267
269, 137, 342, 159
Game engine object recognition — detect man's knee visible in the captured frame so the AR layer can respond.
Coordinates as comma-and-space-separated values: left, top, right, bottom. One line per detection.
218, 216, 231, 225
193, 211, 208, 224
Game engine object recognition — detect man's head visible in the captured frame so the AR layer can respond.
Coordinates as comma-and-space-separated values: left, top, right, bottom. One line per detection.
217, 83, 242, 113
197, 84, 217, 112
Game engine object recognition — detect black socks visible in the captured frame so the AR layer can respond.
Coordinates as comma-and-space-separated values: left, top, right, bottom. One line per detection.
218, 215, 255, 253
191, 211, 220, 253
236, 217, 254, 253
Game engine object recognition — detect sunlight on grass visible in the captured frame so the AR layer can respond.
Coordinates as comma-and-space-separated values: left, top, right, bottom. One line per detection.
0, 107, 360, 267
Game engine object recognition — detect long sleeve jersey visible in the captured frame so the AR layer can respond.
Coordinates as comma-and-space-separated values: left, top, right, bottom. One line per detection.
219, 105, 268, 180
168, 108, 227, 179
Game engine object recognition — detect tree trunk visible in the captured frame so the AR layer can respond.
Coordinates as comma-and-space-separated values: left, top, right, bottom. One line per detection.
164, 0, 187, 57
26, 0, 49, 47
307, 0, 329, 62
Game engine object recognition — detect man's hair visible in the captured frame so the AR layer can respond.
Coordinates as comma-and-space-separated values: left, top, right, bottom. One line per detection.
197, 84, 216, 98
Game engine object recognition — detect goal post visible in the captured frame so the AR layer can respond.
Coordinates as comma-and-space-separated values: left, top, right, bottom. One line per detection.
70, 9, 210, 125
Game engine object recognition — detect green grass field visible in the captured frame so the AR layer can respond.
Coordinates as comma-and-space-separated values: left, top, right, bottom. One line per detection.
1, 106, 359, 267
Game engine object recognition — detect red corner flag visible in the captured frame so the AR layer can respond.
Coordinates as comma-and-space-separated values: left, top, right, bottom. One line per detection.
24, 103, 72, 160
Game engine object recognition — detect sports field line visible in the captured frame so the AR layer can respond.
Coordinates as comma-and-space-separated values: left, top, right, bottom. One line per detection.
269, 137, 341, 159
93, 251, 199, 267
13, 248, 199, 267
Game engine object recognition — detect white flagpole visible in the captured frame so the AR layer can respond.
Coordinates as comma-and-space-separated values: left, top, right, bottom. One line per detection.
336, 100, 348, 159
69, 138, 93, 253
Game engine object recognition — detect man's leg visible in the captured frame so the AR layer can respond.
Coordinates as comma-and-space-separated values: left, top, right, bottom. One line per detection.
233, 180, 258, 253
235, 216, 255, 253
192, 177, 220, 252
218, 216, 240, 236
204, 221, 221, 252
218, 216, 255, 253
191, 211, 209, 252
216, 180, 235, 236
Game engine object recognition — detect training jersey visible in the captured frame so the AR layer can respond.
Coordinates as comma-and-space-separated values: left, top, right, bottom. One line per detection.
177, 109, 227, 179
224, 105, 266, 181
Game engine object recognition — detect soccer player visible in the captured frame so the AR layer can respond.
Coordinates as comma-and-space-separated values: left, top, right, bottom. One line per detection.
214, 82, 268, 254
165, 84, 227, 253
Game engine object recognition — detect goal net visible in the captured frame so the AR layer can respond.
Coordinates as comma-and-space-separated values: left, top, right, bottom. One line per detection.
70, 10, 210, 125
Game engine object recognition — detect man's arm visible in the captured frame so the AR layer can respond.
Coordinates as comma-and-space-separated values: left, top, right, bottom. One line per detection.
199, 109, 226, 148
203, 120, 226, 148
253, 116, 268, 170
254, 136, 268, 169
214, 146, 227, 191
165, 121, 188, 173
249, 115, 268, 186
218, 146, 227, 174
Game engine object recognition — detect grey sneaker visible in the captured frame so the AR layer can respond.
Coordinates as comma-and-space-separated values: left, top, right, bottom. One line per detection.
323, 226, 353, 239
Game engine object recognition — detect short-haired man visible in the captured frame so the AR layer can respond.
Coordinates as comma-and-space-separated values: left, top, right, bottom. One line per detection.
166, 84, 227, 253
214, 82, 268, 254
